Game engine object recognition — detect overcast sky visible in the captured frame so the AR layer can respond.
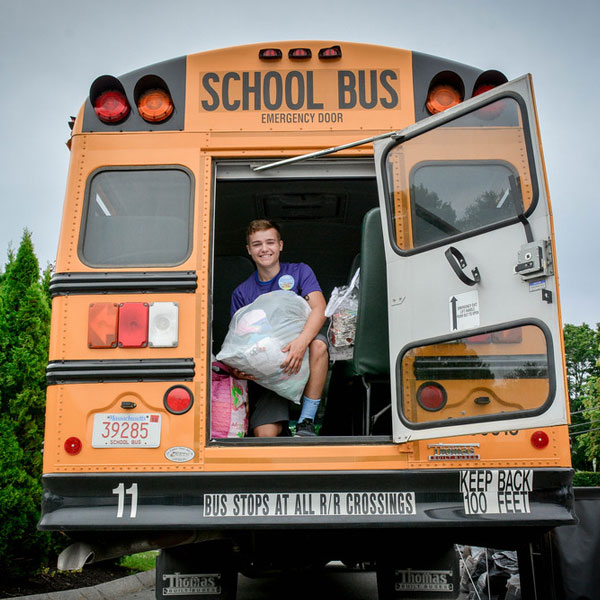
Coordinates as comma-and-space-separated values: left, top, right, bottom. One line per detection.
1, 0, 598, 326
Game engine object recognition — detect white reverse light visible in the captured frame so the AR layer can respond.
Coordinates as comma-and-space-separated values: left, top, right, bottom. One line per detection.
148, 302, 179, 348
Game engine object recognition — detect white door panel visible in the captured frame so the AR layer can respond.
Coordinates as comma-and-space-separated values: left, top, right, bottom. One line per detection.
374, 75, 567, 443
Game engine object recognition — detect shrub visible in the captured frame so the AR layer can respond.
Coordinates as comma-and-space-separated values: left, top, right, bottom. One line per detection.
573, 471, 600, 487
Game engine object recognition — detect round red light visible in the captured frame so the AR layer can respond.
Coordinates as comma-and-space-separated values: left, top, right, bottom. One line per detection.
94, 90, 130, 123
164, 386, 193, 415
531, 430, 550, 449
417, 382, 447, 412
473, 84, 496, 97
64, 437, 82, 455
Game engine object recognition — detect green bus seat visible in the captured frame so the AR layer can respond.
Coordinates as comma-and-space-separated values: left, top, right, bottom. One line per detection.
346, 207, 390, 433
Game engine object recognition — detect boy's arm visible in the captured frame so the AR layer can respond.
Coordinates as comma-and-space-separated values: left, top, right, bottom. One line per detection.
281, 290, 326, 375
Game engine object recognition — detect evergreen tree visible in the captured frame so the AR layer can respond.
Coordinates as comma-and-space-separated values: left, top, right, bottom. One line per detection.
0, 231, 55, 576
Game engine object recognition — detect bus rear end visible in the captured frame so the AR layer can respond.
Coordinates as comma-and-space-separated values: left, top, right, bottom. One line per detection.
40, 42, 573, 599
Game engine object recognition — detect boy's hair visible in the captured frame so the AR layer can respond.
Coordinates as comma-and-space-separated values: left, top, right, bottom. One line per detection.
246, 219, 281, 244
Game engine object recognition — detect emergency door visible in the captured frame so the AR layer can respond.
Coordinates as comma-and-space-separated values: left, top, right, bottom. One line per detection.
373, 75, 568, 443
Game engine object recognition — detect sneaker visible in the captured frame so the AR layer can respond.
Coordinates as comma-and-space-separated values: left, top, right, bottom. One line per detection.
294, 419, 316, 437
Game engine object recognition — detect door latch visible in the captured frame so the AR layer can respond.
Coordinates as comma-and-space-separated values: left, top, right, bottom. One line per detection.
514, 240, 553, 280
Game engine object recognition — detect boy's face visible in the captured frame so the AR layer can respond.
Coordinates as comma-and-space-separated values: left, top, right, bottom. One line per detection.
247, 228, 283, 270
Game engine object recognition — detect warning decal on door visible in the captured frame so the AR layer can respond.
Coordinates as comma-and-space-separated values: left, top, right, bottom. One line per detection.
449, 291, 480, 331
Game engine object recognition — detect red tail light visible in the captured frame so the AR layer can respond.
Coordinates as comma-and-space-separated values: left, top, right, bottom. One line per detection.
417, 382, 447, 411
164, 386, 194, 414
64, 437, 82, 455
473, 83, 497, 97
531, 430, 549, 449
118, 303, 149, 348
94, 90, 130, 123
137, 88, 174, 123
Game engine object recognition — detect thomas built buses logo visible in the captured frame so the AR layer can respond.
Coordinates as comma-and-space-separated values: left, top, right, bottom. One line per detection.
395, 569, 454, 592
162, 572, 221, 595
428, 443, 480, 461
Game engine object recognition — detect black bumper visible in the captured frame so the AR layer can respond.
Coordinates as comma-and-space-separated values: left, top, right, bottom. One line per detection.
40, 468, 575, 531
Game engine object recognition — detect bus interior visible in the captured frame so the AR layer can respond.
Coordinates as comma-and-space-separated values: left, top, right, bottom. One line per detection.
211, 160, 391, 439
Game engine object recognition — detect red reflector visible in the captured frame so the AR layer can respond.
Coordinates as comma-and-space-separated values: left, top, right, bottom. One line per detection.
164, 386, 194, 414
492, 328, 523, 344
318, 45, 342, 59
259, 48, 282, 60
466, 334, 492, 344
137, 88, 174, 123
64, 437, 82, 455
289, 48, 312, 59
88, 303, 119, 348
417, 382, 447, 412
118, 303, 149, 348
531, 430, 549, 449
94, 90, 130, 123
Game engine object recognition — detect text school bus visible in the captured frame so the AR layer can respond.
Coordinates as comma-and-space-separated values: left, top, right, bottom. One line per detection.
40, 41, 573, 599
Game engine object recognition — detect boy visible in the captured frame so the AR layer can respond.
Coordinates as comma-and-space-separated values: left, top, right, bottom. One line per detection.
230, 219, 328, 437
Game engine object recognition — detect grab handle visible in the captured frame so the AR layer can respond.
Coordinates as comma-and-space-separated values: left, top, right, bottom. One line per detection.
445, 246, 481, 286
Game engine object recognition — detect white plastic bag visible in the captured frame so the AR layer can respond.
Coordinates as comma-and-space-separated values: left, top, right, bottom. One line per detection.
216, 290, 311, 403
325, 268, 359, 361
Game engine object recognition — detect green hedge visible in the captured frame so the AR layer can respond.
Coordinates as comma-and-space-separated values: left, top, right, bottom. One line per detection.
573, 471, 600, 487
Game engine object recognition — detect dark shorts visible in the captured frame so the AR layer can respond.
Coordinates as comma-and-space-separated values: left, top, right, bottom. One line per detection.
249, 333, 328, 431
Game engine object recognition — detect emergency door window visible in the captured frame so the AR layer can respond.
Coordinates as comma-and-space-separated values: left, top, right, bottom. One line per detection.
80, 168, 193, 267
399, 324, 553, 428
385, 97, 535, 252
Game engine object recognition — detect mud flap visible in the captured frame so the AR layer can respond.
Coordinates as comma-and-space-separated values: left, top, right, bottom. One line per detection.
156, 542, 238, 600
376, 546, 460, 600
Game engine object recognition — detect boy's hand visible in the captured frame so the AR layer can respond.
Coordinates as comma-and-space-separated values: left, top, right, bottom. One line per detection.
281, 337, 308, 375
230, 368, 256, 381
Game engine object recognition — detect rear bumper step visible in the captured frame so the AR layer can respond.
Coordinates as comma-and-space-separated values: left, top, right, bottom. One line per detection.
40, 468, 575, 531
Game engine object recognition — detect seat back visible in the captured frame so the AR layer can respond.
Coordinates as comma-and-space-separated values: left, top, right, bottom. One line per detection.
212, 256, 255, 352
351, 208, 390, 376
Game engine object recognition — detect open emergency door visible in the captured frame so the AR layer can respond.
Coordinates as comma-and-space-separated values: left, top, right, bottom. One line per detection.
373, 75, 568, 443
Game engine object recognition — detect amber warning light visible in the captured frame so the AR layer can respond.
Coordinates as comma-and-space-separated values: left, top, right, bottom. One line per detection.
137, 88, 174, 123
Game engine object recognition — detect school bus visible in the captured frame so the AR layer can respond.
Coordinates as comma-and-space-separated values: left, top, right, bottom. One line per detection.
40, 41, 573, 599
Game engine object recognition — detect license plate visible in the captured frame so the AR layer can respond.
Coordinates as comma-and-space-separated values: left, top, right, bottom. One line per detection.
92, 413, 161, 448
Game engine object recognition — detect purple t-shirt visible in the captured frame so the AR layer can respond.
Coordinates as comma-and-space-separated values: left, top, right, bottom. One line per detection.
231, 262, 322, 316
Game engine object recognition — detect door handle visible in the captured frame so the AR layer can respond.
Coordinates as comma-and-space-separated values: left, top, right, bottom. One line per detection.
445, 246, 481, 286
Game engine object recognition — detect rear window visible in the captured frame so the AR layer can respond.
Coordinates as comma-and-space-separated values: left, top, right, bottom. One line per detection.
411, 162, 520, 247
383, 96, 535, 253
79, 168, 193, 267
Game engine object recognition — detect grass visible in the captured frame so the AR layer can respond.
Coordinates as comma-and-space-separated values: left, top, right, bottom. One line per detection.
119, 550, 159, 572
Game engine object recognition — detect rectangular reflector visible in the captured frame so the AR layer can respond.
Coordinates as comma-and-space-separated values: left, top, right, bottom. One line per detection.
88, 303, 119, 348
148, 302, 179, 348
492, 327, 523, 343
118, 302, 149, 348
